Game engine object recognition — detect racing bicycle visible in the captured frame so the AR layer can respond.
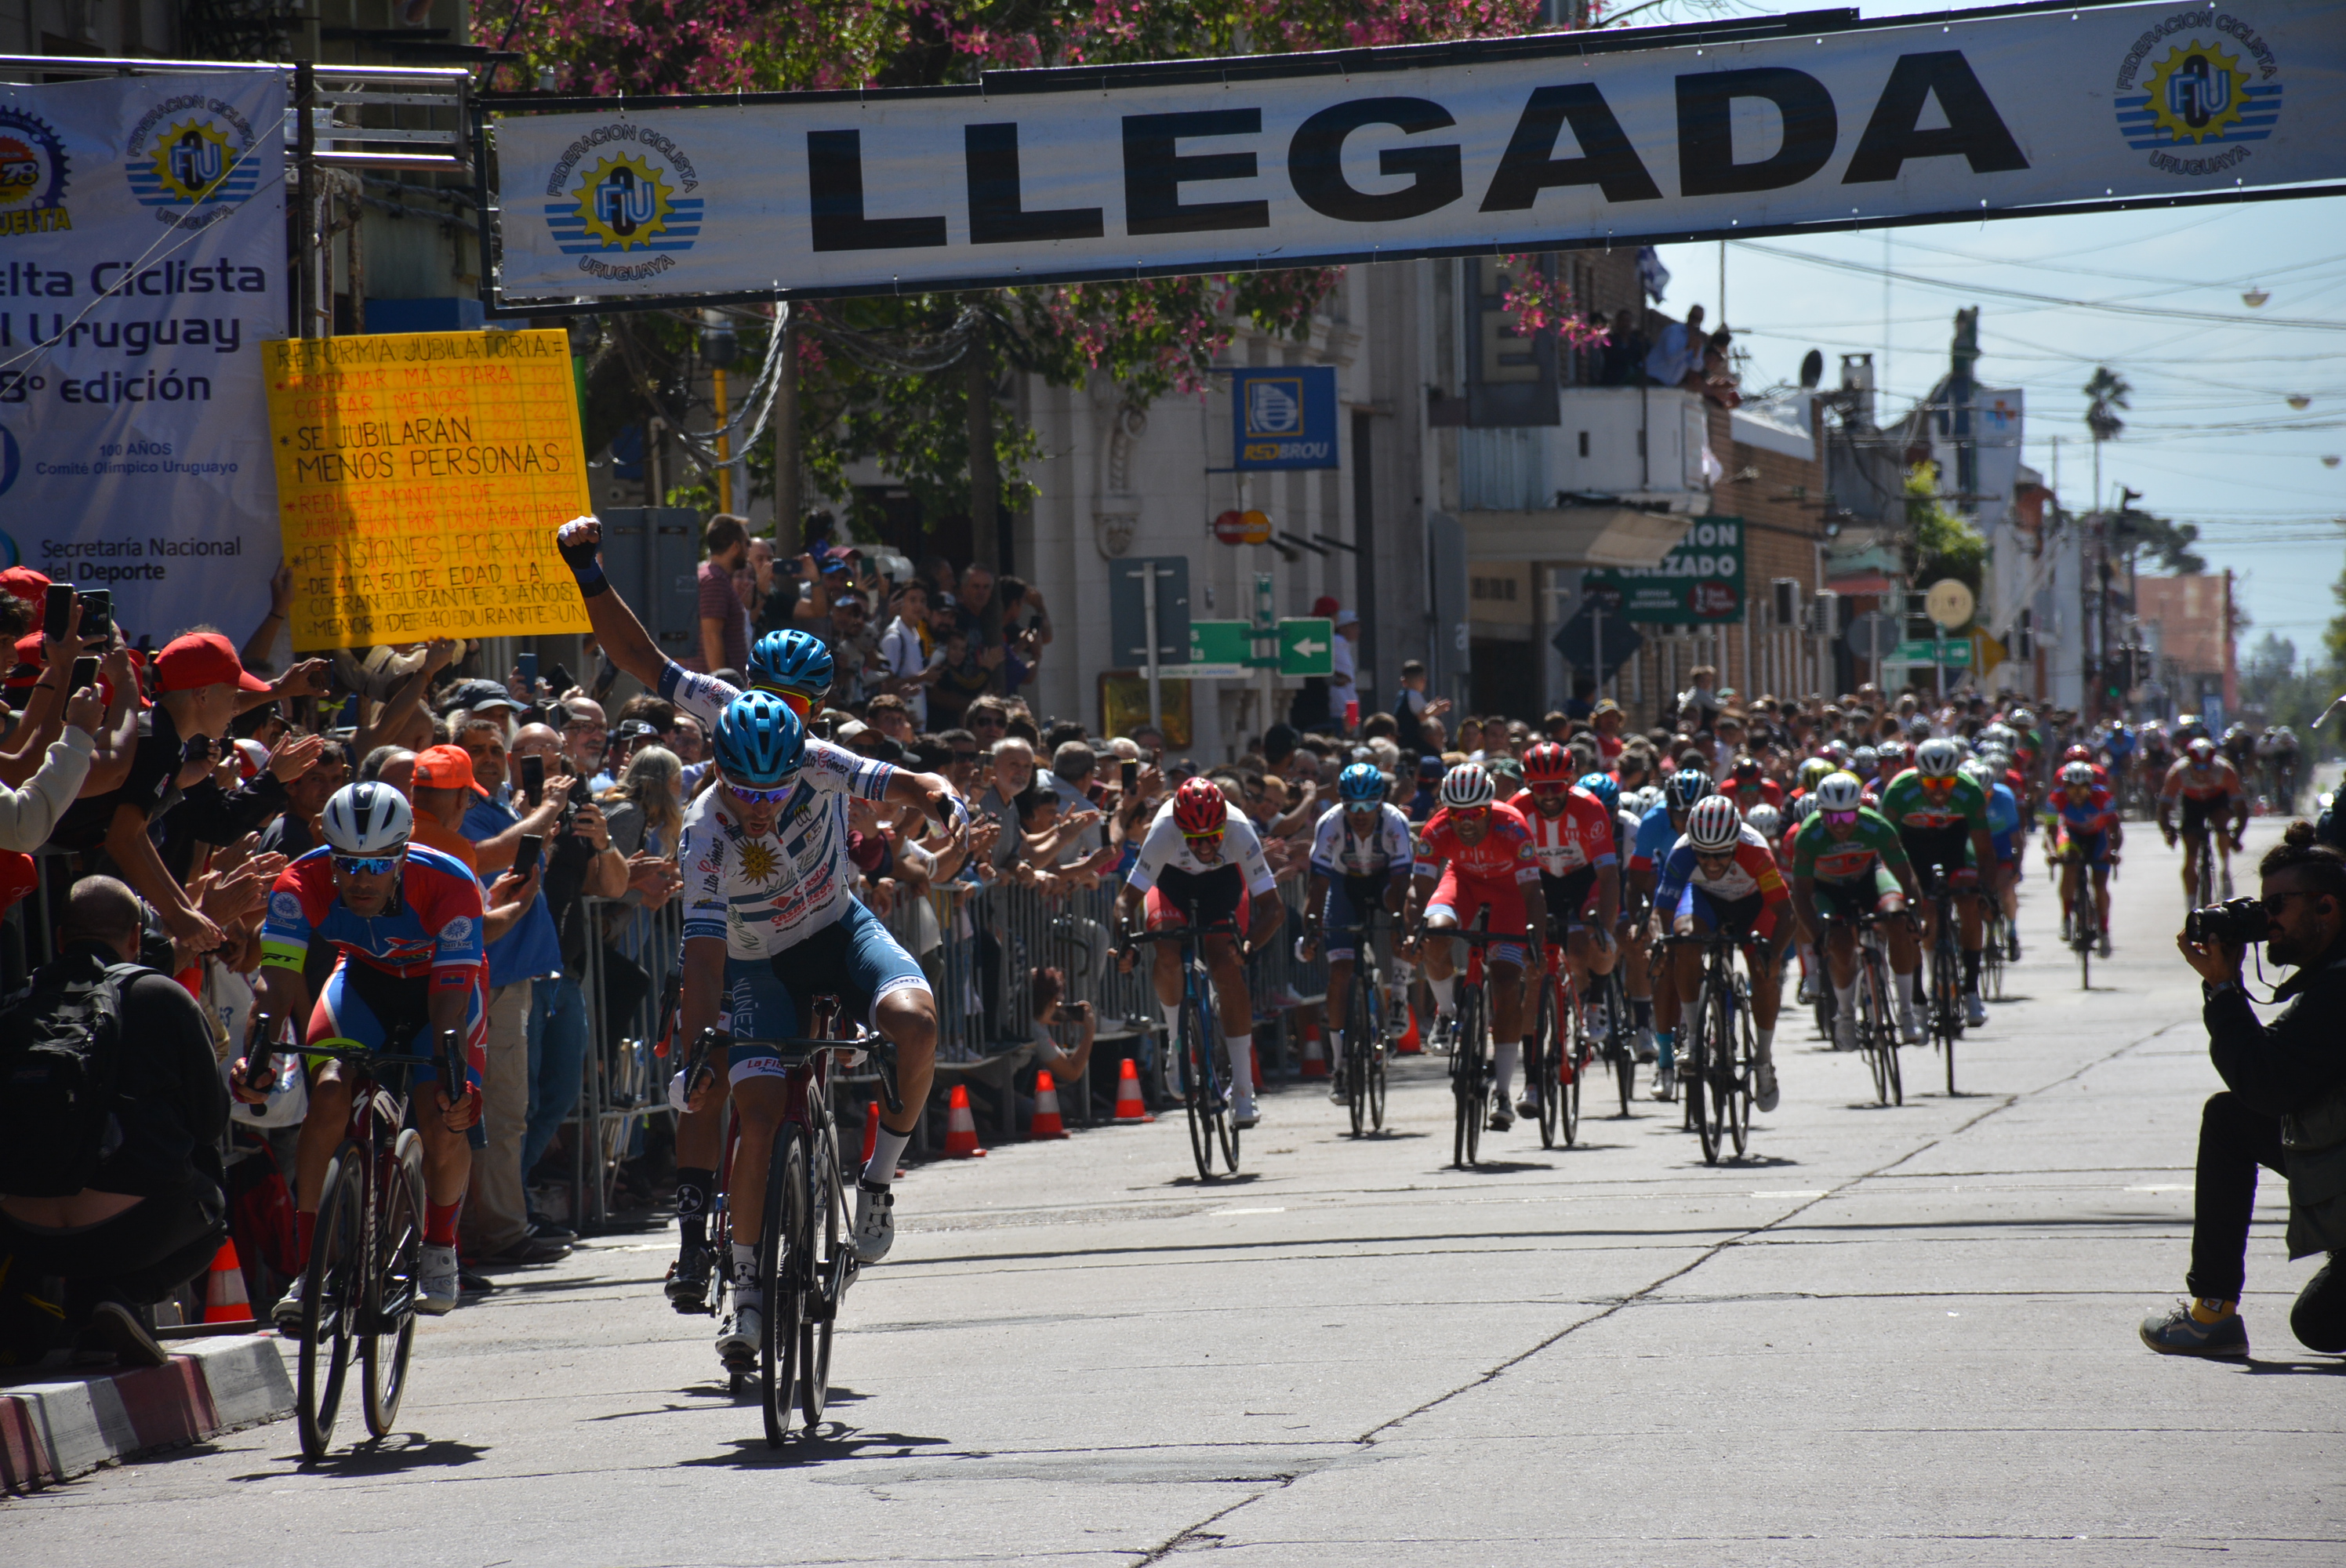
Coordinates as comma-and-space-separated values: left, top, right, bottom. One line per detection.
1327, 912, 1393, 1138
1664, 931, 1760, 1165
1131, 903, 1242, 1181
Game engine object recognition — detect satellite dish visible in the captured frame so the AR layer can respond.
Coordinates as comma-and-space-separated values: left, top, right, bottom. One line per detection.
1924, 578, 1976, 630
1799, 349, 1825, 389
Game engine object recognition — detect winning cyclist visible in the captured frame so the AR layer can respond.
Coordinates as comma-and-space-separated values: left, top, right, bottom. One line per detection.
2160, 737, 2248, 911
1788, 771, 1923, 1051
1651, 795, 1793, 1110
1877, 738, 1996, 1029
2051, 760, 2123, 953
1507, 747, 1618, 1120
1116, 776, 1284, 1129
1405, 762, 1548, 1132
672, 693, 945, 1372
233, 783, 488, 1326
554, 519, 965, 1322
1302, 763, 1416, 1105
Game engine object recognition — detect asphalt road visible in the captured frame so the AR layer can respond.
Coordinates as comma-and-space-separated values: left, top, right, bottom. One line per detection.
11, 818, 2341, 1564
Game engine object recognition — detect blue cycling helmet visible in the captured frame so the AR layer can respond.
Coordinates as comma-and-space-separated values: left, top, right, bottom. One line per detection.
713, 691, 806, 789
748, 629, 833, 699
1576, 771, 1621, 813
1338, 762, 1385, 804
1665, 768, 1714, 813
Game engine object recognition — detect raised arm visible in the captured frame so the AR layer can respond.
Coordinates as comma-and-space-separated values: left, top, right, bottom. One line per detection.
554, 516, 669, 691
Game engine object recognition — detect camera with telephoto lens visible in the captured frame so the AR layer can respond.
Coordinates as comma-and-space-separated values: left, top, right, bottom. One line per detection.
2187, 897, 2269, 948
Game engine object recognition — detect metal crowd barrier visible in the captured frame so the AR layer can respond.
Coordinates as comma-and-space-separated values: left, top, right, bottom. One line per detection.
560, 894, 685, 1231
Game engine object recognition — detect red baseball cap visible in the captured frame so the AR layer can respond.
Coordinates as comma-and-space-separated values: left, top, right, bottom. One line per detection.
154, 632, 271, 695
412, 742, 489, 798
0, 568, 51, 605
1311, 595, 1340, 617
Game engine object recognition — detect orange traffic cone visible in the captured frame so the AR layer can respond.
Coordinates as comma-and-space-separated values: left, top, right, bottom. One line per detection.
861, 1100, 880, 1166
1030, 1071, 1068, 1140
942, 1083, 986, 1158
1298, 1025, 1329, 1079
203, 1238, 253, 1324
1113, 1056, 1156, 1123
1396, 1006, 1422, 1055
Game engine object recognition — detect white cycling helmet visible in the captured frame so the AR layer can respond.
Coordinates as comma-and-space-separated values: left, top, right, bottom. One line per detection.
2009, 707, 2036, 728
2060, 760, 2096, 786
1813, 771, 1865, 812
1686, 794, 1743, 851
1916, 737, 1964, 779
1440, 760, 1496, 811
1745, 803, 1782, 839
321, 781, 412, 856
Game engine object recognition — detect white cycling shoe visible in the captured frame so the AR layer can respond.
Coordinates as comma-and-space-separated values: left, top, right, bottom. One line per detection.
1898, 1008, 1924, 1046
1833, 1013, 1858, 1052
716, 1303, 762, 1367
852, 1181, 895, 1264
271, 1274, 306, 1332
1755, 1063, 1781, 1113
1963, 992, 1988, 1029
417, 1244, 460, 1316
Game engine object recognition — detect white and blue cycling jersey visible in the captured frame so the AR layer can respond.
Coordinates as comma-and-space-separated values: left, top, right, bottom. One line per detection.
679, 748, 898, 961
1630, 800, 1679, 873
1985, 779, 2021, 859
1308, 802, 1414, 881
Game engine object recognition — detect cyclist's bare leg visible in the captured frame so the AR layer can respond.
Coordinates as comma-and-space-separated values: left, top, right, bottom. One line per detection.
1824, 924, 1858, 989
2181, 831, 2203, 903
1324, 956, 1355, 1047
1883, 907, 1921, 978
2060, 858, 2082, 927
414, 1098, 470, 1208
2092, 866, 2112, 931
293, 1063, 355, 1211
1487, 957, 1527, 1100
1572, 926, 1618, 978
871, 986, 937, 1143
674, 1098, 728, 1178
724, 1075, 790, 1258
1199, 932, 1251, 1037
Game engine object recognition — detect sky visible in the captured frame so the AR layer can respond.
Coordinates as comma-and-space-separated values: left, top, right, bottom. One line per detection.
1636, 0, 2346, 669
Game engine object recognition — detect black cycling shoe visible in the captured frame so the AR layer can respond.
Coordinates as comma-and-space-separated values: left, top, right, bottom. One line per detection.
665, 1243, 714, 1315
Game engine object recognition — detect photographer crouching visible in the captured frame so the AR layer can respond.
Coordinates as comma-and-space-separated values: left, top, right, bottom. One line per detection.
2148, 822, 2346, 1358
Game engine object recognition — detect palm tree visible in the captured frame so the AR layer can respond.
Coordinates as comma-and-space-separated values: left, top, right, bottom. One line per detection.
2083, 366, 2130, 510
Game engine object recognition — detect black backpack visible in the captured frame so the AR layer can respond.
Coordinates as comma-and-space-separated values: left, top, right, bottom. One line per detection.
0, 958, 150, 1199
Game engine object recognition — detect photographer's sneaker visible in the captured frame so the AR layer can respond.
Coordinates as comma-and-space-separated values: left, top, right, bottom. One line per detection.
2140, 1299, 2249, 1359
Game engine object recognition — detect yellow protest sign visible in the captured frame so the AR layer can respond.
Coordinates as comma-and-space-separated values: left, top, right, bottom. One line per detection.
264, 329, 593, 648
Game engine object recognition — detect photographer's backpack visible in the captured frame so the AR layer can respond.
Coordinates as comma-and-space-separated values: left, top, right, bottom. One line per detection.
0, 961, 149, 1198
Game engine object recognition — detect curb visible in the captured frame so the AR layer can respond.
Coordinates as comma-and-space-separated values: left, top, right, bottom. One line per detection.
0, 1334, 293, 1493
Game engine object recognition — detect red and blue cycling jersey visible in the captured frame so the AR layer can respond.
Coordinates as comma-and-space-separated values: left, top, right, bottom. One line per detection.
260, 844, 487, 995
2053, 784, 2118, 839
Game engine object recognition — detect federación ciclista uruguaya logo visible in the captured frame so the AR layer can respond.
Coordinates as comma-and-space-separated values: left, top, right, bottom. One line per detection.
543, 123, 703, 283
122, 91, 263, 227
2113, 9, 2284, 177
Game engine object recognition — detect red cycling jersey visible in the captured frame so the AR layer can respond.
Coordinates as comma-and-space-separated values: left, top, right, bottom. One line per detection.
2162, 757, 2241, 804
1506, 787, 1617, 878
1415, 803, 1541, 888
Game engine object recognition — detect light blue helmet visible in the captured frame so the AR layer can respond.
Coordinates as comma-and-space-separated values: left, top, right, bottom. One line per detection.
1576, 771, 1620, 814
713, 691, 805, 789
1338, 762, 1385, 804
748, 629, 833, 699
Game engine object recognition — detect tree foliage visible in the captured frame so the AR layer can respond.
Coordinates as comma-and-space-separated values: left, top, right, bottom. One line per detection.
1903, 462, 1986, 603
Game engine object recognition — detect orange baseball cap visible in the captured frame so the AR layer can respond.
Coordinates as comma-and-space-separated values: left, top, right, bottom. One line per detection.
412, 742, 489, 798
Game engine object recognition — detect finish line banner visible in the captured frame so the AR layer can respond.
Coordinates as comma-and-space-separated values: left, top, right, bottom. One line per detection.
490, 0, 2344, 303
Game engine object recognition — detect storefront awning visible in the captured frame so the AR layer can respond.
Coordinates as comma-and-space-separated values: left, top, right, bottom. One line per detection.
1460, 507, 1695, 568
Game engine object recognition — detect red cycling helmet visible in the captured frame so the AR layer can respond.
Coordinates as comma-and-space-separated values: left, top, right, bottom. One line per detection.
1172, 775, 1228, 836
1522, 741, 1575, 786
2062, 744, 2093, 764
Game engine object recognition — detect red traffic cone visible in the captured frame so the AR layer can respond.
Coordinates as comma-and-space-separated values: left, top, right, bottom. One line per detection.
942, 1083, 986, 1158
1298, 1025, 1329, 1079
1113, 1056, 1155, 1123
203, 1238, 253, 1324
1030, 1071, 1068, 1140
1396, 1005, 1422, 1054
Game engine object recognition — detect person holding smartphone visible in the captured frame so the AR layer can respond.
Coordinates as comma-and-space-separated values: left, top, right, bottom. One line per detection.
1029, 966, 1097, 1087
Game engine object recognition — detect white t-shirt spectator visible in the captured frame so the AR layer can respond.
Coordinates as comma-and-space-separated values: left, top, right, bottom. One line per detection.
877, 613, 936, 728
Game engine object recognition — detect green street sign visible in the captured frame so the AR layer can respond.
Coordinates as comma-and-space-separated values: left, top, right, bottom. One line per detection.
1893, 638, 1973, 667
1179, 619, 1250, 679
1279, 618, 1334, 677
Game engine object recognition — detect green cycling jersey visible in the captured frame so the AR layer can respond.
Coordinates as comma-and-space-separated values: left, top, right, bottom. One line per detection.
1877, 768, 1990, 835
1791, 807, 1912, 884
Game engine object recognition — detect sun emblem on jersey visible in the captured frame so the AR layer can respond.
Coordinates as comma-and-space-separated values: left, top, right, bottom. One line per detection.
570, 153, 674, 252
149, 118, 239, 202
2144, 42, 2250, 144
737, 839, 779, 885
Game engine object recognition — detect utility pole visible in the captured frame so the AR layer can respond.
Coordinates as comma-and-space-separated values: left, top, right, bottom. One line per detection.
771, 307, 798, 546
966, 338, 1000, 572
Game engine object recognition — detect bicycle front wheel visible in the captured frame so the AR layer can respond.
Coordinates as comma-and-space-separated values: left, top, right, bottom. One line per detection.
1215, 1036, 1242, 1174
1346, 973, 1372, 1138
1180, 991, 1215, 1181
760, 1131, 808, 1448
297, 1148, 362, 1461
800, 1128, 846, 1432
1452, 985, 1484, 1169
1687, 982, 1720, 1165
1724, 983, 1752, 1159
1534, 977, 1560, 1150
361, 1131, 424, 1439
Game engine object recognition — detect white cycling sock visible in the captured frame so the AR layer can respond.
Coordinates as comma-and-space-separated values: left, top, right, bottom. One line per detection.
863, 1127, 910, 1188
1428, 973, 1457, 1014
1492, 1040, 1520, 1100
1833, 980, 1856, 1016
1756, 1027, 1774, 1063
1160, 1000, 1185, 1038
730, 1242, 759, 1305
1327, 1027, 1344, 1058
1226, 1031, 1256, 1107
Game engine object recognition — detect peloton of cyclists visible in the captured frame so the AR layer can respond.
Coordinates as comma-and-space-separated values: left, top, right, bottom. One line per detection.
1302, 762, 1418, 1105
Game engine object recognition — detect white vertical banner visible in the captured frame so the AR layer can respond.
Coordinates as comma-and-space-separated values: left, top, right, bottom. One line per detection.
0, 69, 285, 643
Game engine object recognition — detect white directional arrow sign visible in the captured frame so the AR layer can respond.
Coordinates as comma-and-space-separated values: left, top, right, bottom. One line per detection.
1278, 619, 1333, 677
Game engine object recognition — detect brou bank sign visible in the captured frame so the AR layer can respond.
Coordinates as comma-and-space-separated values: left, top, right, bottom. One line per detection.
488, 0, 2341, 303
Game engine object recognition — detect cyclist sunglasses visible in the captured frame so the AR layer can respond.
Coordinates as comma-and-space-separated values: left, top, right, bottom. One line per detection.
331, 854, 400, 876
747, 686, 816, 718
1181, 828, 1225, 842
1823, 808, 1858, 826
728, 781, 799, 804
